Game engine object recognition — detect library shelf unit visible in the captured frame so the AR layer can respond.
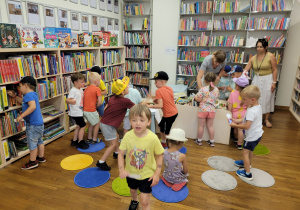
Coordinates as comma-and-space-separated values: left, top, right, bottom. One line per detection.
0, 46, 125, 168
289, 57, 300, 123
123, 0, 153, 98
177, 0, 294, 96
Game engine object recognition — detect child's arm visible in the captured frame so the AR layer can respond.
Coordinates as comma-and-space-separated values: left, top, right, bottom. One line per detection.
180, 154, 188, 174
194, 94, 203, 102
118, 149, 129, 178
7, 90, 23, 104
66, 98, 76, 105
228, 103, 232, 112
96, 96, 102, 107
147, 99, 163, 109
17, 100, 36, 122
230, 120, 252, 130
101, 89, 108, 96
149, 153, 163, 187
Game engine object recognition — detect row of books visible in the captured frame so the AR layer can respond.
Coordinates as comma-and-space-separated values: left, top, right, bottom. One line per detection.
226, 50, 245, 64
125, 60, 150, 72
105, 82, 112, 96
180, 1, 213, 14
124, 4, 146, 16
123, 18, 151, 31
0, 85, 22, 111
213, 16, 248, 30
125, 46, 150, 59
178, 49, 202, 61
180, 19, 213, 31
178, 33, 210, 46
41, 105, 63, 117
188, 79, 198, 89
61, 51, 95, 73
252, 0, 287, 12
128, 73, 149, 86
210, 35, 245, 47
100, 50, 122, 66
177, 64, 201, 76
37, 76, 62, 101
100, 66, 124, 82
294, 89, 300, 101
292, 102, 300, 117
1, 139, 18, 160
265, 35, 286, 47
0, 110, 25, 138
134, 87, 149, 98
248, 17, 290, 30
213, 0, 241, 13
124, 32, 150, 45
62, 76, 74, 94
43, 119, 65, 141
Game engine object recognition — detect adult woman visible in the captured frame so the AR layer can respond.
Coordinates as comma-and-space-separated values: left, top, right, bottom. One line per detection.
243, 38, 277, 128
197, 50, 227, 89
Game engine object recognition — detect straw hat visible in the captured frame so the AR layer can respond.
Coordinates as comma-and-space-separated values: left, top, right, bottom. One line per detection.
167, 128, 188, 142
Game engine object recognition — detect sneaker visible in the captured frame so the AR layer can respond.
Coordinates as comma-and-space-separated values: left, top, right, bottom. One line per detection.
235, 160, 244, 167
236, 144, 243, 150
36, 156, 46, 163
236, 169, 253, 181
232, 138, 238, 143
128, 200, 139, 210
118, 138, 122, 143
98, 129, 102, 134
113, 152, 118, 159
194, 139, 202, 146
207, 140, 215, 147
96, 161, 111, 171
71, 140, 78, 146
21, 160, 39, 170
161, 142, 168, 148
77, 140, 89, 149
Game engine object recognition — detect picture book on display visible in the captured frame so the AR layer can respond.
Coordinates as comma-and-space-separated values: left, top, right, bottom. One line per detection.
0, 23, 21, 48
110, 32, 118, 46
44, 28, 59, 48
56, 28, 71, 48
19, 25, 44, 48
71, 32, 78, 47
78, 33, 84, 47
102, 32, 110, 46
83, 32, 92, 47
92, 32, 102, 47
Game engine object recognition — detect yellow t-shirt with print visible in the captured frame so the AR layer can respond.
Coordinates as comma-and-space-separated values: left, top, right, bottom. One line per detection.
88, 79, 106, 103
119, 129, 165, 180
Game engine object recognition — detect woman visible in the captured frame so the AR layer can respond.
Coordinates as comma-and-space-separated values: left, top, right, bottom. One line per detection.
243, 38, 277, 128
197, 50, 227, 89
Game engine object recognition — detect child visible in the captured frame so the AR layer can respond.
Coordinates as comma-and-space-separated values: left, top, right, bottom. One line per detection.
7, 76, 45, 170
228, 76, 249, 149
161, 128, 188, 191
147, 71, 178, 148
96, 77, 135, 171
66, 72, 89, 149
194, 72, 219, 147
229, 85, 264, 180
118, 104, 164, 210
83, 72, 102, 143
229, 65, 243, 78
217, 65, 235, 100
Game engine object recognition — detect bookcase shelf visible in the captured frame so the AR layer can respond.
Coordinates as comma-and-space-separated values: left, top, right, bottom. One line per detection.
124, 15, 151, 18
289, 57, 300, 124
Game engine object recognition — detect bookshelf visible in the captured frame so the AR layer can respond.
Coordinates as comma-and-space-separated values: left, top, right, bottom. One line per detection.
289, 57, 300, 123
0, 46, 125, 168
177, 0, 294, 96
123, 0, 153, 98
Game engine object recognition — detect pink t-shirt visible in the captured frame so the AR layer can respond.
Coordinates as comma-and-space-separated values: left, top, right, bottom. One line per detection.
228, 90, 247, 119
197, 86, 219, 113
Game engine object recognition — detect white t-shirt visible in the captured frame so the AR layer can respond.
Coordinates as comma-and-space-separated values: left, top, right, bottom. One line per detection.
68, 87, 84, 117
243, 105, 264, 142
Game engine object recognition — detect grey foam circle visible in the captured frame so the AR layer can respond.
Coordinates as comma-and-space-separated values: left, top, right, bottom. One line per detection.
238, 168, 275, 187
201, 170, 237, 191
207, 156, 239, 172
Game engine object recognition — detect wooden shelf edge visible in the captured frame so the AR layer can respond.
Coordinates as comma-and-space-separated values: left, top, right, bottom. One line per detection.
289, 107, 300, 123
43, 113, 65, 124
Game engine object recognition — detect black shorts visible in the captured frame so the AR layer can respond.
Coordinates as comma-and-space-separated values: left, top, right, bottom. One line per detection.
243, 136, 262, 151
158, 113, 178, 135
126, 177, 152, 193
71, 116, 86, 128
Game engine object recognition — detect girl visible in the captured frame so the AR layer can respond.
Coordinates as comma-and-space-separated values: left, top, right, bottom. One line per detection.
194, 72, 219, 147
228, 76, 249, 149
161, 128, 188, 191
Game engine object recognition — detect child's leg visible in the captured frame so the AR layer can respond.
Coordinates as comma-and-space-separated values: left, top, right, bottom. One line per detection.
37, 144, 44, 158
88, 123, 93, 140
243, 149, 251, 173
100, 137, 118, 161
140, 193, 151, 210
237, 128, 243, 146
130, 188, 138, 201
92, 122, 100, 141
197, 118, 206, 139
30, 149, 38, 161
78, 125, 86, 141
206, 118, 214, 140
73, 125, 80, 141
160, 132, 166, 142
234, 127, 238, 139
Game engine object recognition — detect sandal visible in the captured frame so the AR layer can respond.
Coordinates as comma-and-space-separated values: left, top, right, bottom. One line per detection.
265, 120, 272, 128
194, 139, 202, 146
207, 140, 215, 147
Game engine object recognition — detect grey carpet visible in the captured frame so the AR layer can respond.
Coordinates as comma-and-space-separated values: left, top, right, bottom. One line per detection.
201, 170, 237, 191
238, 168, 275, 187
207, 156, 239, 172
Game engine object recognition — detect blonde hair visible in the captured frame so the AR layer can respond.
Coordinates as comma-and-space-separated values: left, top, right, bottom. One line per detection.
213, 50, 226, 63
88, 72, 100, 84
204, 72, 216, 91
241, 85, 261, 100
129, 104, 151, 121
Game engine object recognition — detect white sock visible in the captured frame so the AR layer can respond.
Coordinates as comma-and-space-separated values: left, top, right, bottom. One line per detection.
198, 138, 202, 142
99, 160, 105, 163
161, 140, 166, 143
210, 139, 214, 142
114, 152, 118, 154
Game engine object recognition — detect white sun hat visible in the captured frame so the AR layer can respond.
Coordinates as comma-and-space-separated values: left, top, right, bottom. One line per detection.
166, 128, 188, 142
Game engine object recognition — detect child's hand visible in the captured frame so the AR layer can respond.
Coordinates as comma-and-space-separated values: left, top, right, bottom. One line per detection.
119, 170, 129, 179
233, 118, 243, 124
70, 99, 76, 105
16, 115, 23, 123
7, 90, 16, 98
149, 174, 160, 187
218, 86, 225, 90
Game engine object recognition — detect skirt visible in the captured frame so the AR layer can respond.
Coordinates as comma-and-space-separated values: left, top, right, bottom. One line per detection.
251, 74, 275, 114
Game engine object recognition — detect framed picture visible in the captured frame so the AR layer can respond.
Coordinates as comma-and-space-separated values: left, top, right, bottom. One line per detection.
100, 17, 107, 31
114, 19, 119, 31
27, 2, 40, 25
107, 18, 113, 31
7, 0, 24, 24
99, 0, 105, 11
90, 0, 97, 8
81, 14, 89, 31
92, 15, 99, 31
44, 6, 56, 27
70, 0, 79, 3
81, 0, 89, 6
71, 12, 80, 30
58, 9, 68, 28
107, 0, 112, 12
114, 0, 119, 14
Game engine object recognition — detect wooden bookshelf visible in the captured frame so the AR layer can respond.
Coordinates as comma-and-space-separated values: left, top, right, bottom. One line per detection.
289, 57, 300, 124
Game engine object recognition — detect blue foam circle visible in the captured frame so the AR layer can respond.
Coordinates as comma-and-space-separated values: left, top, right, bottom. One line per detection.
179, 146, 187, 154
74, 167, 110, 188
151, 179, 189, 203
77, 142, 105, 153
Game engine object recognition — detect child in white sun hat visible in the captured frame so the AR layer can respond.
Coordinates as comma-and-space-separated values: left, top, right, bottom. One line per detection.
161, 128, 189, 191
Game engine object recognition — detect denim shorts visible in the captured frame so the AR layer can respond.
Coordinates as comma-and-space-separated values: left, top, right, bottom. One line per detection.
26, 124, 44, 150
97, 100, 106, 117
243, 136, 262, 151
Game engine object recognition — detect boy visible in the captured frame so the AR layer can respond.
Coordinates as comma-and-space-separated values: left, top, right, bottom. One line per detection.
96, 77, 135, 171
217, 65, 235, 100
7, 76, 45, 170
66, 72, 89, 149
83, 72, 102, 143
147, 71, 178, 148
229, 65, 243, 78
118, 104, 164, 210
229, 85, 264, 180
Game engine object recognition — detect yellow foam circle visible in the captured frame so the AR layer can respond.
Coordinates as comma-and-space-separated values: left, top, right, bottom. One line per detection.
61, 154, 93, 170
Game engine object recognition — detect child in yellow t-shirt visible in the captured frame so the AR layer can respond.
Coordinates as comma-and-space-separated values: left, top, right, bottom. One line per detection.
118, 104, 164, 210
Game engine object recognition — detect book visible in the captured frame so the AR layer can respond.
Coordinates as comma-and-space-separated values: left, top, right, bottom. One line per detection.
110, 32, 118, 46
0, 86, 9, 110
83, 32, 92, 47
102, 32, 111, 46
71, 32, 78, 47
44, 28, 59, 48
19, 25, 44, 48
92, 32, 102, 47
2, 139, 10, 160
78, 33, 84, 47
0, 23, 20, 48
56, 27, 72, 48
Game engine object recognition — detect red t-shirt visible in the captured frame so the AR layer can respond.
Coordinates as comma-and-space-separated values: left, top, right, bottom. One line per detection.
155, 86, 178, 117
101, 95, 135, 128
83, 85, 101, 112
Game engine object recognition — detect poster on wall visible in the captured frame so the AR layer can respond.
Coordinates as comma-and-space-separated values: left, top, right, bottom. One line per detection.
107, 0, 112, 12
90, 0, 97, 8
71, 12, 80, 30
70, 0, 79, 3
107, 18, 113, 31
44, 6, 56, 27
92, 16, 99, 31
81, 0, 89, 6
7, 0, 24, 24
114, 0, 119, 14
114, 19, 119, 31
58, 9, 68, 28
99, 0, 105, 11
27, 2, 40, 25
81, 14, 89, 31
100, 17, 107, 31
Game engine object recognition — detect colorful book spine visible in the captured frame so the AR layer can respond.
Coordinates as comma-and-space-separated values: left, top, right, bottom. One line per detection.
125, 46, 150, 58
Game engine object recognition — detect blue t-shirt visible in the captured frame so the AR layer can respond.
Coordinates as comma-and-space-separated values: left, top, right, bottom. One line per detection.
22, 92, 43, 125
217, 76, 235, 100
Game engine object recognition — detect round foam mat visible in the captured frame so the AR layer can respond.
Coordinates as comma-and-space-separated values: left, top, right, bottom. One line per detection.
253, 144, 270, 155
74, 167, 110, 188
207, 156, 239, 172
61, 154, 93, 170
201, 170, 237, 191
152, 179, 189, 203
77, 142, 105, 153
112, 177, 140, 196
238, 168, 275, 187
179, 146, 187, 154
